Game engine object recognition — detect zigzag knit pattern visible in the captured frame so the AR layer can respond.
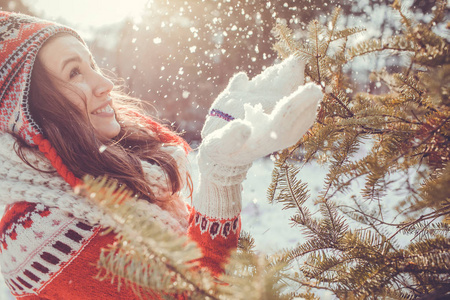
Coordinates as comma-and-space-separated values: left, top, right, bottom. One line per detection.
0, 202, 100, 296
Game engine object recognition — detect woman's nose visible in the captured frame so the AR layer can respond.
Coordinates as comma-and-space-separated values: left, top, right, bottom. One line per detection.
92, 71, 114, 97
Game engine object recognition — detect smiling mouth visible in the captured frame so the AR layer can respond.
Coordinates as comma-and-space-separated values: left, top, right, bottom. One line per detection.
92, 104, 114, 115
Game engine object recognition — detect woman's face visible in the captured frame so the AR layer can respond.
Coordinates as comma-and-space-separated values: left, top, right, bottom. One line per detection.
38, 35, 120, 141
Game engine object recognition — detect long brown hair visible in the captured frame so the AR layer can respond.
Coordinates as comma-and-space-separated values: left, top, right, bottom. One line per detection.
16, 45, 186, 203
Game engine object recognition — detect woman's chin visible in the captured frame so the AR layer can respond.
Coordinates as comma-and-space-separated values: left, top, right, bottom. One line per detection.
94, 120, 121, 141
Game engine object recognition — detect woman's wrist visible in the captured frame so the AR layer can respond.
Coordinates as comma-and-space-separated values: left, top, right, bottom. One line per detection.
193, 179, 243, 220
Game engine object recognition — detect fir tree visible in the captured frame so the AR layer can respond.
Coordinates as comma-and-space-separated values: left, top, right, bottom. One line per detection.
269, 0, 449, 298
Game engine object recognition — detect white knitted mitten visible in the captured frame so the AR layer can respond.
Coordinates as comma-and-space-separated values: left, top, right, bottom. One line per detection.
194, 56, 323, 219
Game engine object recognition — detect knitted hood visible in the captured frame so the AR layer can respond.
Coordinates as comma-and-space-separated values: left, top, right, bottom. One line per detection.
0, 12, 191, 225
0, 11, 190, 188
0, 11, 85, 187
0, 11, 84, 146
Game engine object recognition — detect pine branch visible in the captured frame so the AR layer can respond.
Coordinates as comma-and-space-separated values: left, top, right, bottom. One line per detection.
269, 1, 450, 298
326, 91, 354, 117
78, 176, 221, 299
78, 176, 294, 299
347, 36, 415, 60
427, 0, 447, 29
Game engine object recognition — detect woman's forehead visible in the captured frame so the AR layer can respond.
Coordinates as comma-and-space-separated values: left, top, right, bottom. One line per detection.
39, 35, 92, 68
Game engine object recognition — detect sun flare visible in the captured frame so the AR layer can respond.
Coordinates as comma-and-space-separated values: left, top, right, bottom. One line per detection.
23, 0, 150, 28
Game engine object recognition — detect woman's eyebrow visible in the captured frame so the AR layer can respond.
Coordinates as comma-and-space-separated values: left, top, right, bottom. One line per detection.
60, 55, 82, 72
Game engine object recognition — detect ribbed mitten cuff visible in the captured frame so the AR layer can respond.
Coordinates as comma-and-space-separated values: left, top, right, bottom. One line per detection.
193, 180, 243, 219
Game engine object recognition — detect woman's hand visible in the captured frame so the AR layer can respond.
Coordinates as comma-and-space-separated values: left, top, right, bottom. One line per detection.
199, 55, 323, 168
201, 55, 308, 139
193, 55, 322, 219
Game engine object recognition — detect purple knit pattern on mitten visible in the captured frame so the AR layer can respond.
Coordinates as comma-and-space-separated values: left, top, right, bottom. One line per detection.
209, 109, 235, 122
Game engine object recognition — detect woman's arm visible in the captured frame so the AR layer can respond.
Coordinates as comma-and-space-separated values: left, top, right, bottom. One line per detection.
187, 205, 241, 275
186, 55, 322, 276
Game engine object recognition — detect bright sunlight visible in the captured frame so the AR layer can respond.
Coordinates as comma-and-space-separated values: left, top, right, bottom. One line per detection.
24, 0, 150, 28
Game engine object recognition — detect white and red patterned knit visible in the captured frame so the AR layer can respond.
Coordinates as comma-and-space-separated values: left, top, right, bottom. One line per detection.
0, 130, 241, 299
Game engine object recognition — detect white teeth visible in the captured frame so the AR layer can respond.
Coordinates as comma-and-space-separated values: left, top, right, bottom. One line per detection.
93, 104, 114, 115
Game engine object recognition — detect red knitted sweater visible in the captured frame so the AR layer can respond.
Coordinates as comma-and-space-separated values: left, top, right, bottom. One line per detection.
0, 201, 240, 299
0, 124, 242, 299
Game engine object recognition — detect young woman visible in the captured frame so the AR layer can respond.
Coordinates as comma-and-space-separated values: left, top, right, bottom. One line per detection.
0, 11, 322, 299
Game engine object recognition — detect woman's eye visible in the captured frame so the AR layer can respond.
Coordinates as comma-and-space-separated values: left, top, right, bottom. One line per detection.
69, 67, 81, 79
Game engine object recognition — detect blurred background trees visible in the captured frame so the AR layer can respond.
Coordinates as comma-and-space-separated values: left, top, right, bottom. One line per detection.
3, 0, 443, 143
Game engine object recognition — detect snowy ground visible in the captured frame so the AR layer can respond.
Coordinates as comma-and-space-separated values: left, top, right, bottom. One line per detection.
0, 156, 331, 299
